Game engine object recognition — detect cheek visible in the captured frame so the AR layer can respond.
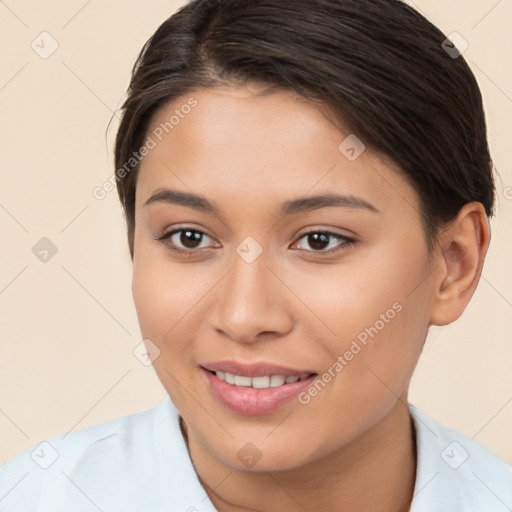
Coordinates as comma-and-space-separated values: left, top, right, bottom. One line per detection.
131, 257, 204, 409
287, 246, 423, 349
132, 261, 165, 339
131, 248, 216, 371
295, 242, 431, 401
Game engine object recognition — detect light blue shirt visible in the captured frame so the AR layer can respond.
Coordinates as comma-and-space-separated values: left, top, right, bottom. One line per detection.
1, 397, 511, 511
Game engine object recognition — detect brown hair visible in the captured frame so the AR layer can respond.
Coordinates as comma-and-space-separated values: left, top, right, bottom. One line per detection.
114, 0, 496, 260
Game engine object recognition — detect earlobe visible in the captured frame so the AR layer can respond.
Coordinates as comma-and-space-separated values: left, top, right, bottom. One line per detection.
429, 202, 490, 326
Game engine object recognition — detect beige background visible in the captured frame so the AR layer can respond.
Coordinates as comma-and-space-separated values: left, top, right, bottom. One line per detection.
0, 0, 511, 465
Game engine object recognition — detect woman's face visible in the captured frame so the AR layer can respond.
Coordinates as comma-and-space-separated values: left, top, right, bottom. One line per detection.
132, 85, 439, 471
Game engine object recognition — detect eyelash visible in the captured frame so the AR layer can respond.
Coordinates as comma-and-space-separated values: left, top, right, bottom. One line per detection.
154, 227, 356, 257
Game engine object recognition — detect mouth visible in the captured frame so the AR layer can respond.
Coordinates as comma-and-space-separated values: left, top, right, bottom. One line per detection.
199, 361, 318, 415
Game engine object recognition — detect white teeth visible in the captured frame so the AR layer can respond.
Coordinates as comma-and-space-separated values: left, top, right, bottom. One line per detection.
252, 376, 270, 388
215, 371, 308, 388
234, 375, 252, 387
270, 375, 285, 387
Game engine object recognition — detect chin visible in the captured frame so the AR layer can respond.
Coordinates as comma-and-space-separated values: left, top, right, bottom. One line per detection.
207, 435, 319, 473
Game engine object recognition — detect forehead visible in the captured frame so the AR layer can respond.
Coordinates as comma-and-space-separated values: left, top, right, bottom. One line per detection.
135, 86, 419, 218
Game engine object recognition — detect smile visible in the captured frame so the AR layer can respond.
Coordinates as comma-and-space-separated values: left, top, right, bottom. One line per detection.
200, 362, 319, 415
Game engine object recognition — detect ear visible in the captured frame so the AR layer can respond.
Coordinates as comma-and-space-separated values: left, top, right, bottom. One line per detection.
429, 202, 491, 326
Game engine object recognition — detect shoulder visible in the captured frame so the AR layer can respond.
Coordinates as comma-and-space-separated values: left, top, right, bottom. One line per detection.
409, 404, 512, 512
0, 398, 173, 511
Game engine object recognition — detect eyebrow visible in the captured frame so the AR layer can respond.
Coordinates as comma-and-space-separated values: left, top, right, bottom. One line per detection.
143, 188, 380, 215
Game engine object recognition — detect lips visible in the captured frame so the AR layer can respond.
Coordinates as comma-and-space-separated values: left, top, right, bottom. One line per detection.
200, 360, 318, 415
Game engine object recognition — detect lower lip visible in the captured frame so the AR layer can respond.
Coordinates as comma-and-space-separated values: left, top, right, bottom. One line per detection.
201, 368, 317, 416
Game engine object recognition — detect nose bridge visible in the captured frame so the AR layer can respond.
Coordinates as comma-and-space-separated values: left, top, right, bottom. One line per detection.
211, 245, 292, 342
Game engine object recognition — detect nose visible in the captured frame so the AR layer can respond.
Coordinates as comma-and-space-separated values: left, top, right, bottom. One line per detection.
210, 251, 294, 344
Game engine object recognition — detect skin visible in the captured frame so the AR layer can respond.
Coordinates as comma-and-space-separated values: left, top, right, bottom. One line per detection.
131, 84, 490, 512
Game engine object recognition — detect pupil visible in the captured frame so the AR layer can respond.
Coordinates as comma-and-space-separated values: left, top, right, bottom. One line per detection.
181, 230, 202, 248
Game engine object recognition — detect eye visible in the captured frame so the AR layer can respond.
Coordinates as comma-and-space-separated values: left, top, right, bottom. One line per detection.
154, 227, 217, 254
292, 230, 356, 254
154, 227, 356, 257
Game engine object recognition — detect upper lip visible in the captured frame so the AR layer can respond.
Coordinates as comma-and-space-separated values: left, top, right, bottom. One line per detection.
201, 360, 317, 378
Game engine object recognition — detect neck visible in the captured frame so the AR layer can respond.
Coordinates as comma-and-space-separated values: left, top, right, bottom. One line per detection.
181, 399, 417, 512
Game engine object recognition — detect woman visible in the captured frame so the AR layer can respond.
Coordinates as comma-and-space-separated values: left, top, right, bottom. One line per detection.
1, 0, 511, 510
